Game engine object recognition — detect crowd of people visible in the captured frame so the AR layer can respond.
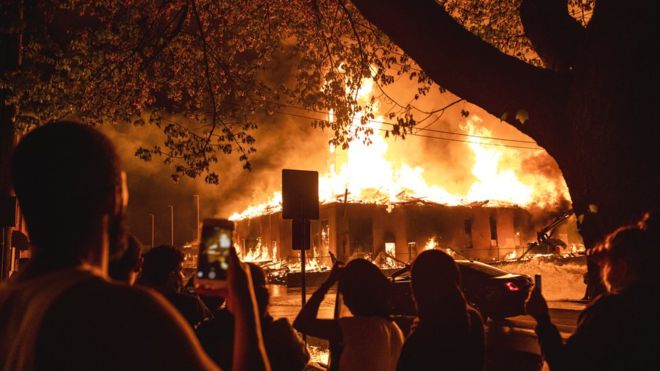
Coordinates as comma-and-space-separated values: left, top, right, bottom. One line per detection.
0, 121, 659, 371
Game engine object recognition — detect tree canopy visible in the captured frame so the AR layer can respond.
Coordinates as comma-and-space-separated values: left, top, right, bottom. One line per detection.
1, 0, 592, 182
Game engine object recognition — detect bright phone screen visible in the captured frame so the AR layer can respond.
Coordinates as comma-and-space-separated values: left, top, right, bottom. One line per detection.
197, 224, 232, 280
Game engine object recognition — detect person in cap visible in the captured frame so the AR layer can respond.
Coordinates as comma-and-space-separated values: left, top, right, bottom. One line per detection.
526, 211, 660, 371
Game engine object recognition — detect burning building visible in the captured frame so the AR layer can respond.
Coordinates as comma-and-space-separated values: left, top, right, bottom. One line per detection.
227, 78, 578, 277
234, 200, 532, 265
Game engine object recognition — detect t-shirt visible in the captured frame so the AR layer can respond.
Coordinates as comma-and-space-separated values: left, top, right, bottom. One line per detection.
338, 316, 404, 371
0, 266, 217, 371
536, 285, 660, 371
0, 267, 98, 371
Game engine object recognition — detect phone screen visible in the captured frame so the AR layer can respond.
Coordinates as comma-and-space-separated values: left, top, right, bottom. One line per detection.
197, 221, 233, 281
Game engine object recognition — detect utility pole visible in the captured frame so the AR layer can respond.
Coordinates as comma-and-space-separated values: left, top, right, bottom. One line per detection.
168, 205, 174, 246
149, 213, 155, 248
193, 194, 200, 241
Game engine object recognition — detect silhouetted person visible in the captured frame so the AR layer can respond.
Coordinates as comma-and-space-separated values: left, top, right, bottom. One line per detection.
294, 258, 404, 371
136, 245, 212, 327
527, 211, 660, 370
396, 249, 485, 371
0, 122, 270, 371
197, 263, 309, 371
108, 234, 143, 285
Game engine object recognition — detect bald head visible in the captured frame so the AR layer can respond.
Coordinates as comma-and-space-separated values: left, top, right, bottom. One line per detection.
11, 121, 126, 262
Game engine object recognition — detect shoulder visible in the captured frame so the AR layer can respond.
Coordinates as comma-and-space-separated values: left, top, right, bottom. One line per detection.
43, 277, 193, 340
579, 293, 622, 323
38, 278, 216, 370
269, 317, 295, 333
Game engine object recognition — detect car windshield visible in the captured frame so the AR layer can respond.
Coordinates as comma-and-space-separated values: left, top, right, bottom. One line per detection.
458, 261, 509, 277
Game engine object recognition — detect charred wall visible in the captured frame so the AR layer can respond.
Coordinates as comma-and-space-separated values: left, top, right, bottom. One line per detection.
234, 203, 533, 263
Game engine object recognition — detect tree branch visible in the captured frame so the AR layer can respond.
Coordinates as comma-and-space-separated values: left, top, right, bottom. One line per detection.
190, 0, 249, 167
350, 0, 571, 149
520, 0, 586, 73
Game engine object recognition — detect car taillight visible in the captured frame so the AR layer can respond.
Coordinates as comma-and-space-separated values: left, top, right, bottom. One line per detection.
505, 282, 520, 292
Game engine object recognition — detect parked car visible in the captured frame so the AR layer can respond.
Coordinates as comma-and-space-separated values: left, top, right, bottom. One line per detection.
390, 259, 532, 321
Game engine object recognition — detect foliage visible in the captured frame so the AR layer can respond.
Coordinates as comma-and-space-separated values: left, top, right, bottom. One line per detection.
0, 0, 592, 183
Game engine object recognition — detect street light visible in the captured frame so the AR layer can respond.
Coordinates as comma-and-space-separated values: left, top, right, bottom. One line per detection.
149, 213, 155, 248
193, 194, 200, 242
168, 205, 174, 246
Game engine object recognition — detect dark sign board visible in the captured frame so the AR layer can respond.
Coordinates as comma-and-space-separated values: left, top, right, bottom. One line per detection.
291, 219, 311, 251
282, 169, 319, 220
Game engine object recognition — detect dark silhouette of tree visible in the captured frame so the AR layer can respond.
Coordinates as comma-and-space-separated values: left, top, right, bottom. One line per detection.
1, 0, 432, 183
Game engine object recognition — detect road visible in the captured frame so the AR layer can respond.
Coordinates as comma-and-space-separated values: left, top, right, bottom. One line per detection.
268, 285, 584, 370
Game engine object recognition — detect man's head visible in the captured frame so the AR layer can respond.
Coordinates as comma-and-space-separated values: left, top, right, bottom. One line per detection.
11, 122, 128, 268
139, 245, 184, 292
109, 234, 143, 285
410, 249, 467, 322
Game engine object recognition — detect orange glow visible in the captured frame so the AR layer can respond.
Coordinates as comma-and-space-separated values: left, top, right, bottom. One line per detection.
424, 237, 439, 250
230, 78, 570, 222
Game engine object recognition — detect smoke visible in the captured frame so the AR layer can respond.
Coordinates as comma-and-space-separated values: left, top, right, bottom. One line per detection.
101, 57, 572, 247
102, 105, 329, 247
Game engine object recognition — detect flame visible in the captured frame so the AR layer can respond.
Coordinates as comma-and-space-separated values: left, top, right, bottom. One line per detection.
462, 117, 569, 207
287, 247, 331, 272
230, 79, 569, 222
240, 238, 274, 262
424, 237, 438, 250
504, 249, 518, 260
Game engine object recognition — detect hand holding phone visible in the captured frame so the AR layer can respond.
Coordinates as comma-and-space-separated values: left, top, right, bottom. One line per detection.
195, 218, 234, 291
534, 274, 542, 292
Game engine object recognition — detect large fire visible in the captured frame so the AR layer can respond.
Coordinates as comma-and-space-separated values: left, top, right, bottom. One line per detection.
231, 79, 568, 221
232, 79, 570, 267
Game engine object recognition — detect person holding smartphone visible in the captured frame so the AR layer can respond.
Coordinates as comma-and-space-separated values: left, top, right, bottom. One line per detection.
526, 211, 660, 371
0, 122, 270, 371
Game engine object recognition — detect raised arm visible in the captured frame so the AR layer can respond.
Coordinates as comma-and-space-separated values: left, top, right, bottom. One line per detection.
227, 247, 271, 371
526, 285, 566, 368
293, 262, 343, 342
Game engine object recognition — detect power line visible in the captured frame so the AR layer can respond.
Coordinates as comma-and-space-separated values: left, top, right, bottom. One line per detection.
276, 102, 537, 144
274, 110, 542, 151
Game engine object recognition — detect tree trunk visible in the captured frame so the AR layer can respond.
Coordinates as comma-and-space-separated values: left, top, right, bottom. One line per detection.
352, 0, 660, 241
353, 0, 660, 297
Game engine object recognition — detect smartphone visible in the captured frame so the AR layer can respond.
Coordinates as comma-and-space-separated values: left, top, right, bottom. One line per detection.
195, 218, 234, 290
534, 274, 542, 292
